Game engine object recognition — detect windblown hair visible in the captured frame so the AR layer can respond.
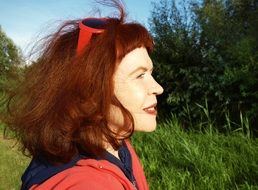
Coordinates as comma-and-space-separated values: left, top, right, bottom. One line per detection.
1, 0, 153, 163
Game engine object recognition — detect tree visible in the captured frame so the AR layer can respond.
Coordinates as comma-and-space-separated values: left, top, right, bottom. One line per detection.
150, 0, 258, 132
0, 26, 24, 91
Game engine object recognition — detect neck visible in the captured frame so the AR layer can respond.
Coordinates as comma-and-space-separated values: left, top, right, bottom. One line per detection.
107, 147, 119, 159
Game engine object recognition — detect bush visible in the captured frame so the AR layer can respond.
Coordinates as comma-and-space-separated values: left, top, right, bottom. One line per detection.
150, 0, 258, 133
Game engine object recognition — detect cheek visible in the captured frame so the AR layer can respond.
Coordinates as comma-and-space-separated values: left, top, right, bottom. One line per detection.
115, 83, 147, 112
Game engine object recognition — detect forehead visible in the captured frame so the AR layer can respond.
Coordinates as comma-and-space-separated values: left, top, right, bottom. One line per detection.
116, 47, 153, 74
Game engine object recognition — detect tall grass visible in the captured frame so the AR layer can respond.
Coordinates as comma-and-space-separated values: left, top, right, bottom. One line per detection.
132, 116, 258, 190
0, 125, 29, 190
1, 117, 258, 190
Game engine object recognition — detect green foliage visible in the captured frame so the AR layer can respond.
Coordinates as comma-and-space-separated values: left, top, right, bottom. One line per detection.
0, 26, 22, 68
0, 26, 24, 92
150, 0, 258, 132
133, 117, 258, 190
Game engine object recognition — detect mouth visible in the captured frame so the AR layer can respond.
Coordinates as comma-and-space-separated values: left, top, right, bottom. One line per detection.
143, 103, 157, 115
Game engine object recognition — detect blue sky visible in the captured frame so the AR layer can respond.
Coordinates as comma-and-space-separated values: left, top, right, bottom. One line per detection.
0, 0, 154, 55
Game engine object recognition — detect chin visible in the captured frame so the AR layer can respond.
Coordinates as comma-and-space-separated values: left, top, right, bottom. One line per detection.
134, 126, 157, 132
133, 116, 157, 132
134, 122, 157, 132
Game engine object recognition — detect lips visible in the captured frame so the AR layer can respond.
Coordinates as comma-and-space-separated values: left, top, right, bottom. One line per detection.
143, 103, 157, 115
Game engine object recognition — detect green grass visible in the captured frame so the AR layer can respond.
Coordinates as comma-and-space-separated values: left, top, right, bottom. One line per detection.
1, 118, 258, 190
0, 134, 29, 190
132, 117, 258, 190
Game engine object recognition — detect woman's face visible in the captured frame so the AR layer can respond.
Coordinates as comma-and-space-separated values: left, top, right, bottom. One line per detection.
109, 47, 163, 132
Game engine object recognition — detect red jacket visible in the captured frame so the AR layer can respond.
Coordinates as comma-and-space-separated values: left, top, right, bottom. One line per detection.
30, 141, 149, 190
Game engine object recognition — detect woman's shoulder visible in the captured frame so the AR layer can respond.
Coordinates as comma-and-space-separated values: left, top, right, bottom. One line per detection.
30, 159, 132, 190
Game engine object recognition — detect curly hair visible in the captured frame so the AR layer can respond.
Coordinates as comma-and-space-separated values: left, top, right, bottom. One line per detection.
1, 0, 153, 164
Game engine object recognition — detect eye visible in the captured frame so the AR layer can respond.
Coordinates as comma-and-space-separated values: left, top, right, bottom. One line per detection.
136, 73, 145, 79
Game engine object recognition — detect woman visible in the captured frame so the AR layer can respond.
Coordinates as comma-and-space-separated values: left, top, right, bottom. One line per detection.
2, 1, 163, 189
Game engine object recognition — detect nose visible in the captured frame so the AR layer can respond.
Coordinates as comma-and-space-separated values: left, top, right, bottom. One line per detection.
148, 78, 164, 95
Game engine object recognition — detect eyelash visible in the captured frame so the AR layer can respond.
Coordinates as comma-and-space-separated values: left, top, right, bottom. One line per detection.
136, 73, 145, 79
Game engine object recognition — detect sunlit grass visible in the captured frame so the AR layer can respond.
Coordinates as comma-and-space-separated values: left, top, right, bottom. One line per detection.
132, 116, 258, 190
0, 125, 29, 190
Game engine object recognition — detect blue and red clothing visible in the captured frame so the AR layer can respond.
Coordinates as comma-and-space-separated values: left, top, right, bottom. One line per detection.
21, 140, 149, 190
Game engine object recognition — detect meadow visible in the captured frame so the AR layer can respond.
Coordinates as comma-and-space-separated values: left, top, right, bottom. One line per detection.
1, 117, 258, 190
0, 127, 30, 190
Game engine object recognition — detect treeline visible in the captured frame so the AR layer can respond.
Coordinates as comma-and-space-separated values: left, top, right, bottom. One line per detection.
150, 0, 258, 134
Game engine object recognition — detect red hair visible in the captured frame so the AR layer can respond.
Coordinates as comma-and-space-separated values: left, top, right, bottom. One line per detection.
2, 1, 153, 163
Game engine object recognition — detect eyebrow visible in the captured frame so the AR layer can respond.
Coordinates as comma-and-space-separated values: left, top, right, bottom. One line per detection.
128, 66, 153, 76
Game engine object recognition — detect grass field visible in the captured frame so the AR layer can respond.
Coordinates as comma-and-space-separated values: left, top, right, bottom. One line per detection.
132, 118, 258, 190
1, 118, 258, 190
0, 133, 29, 190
